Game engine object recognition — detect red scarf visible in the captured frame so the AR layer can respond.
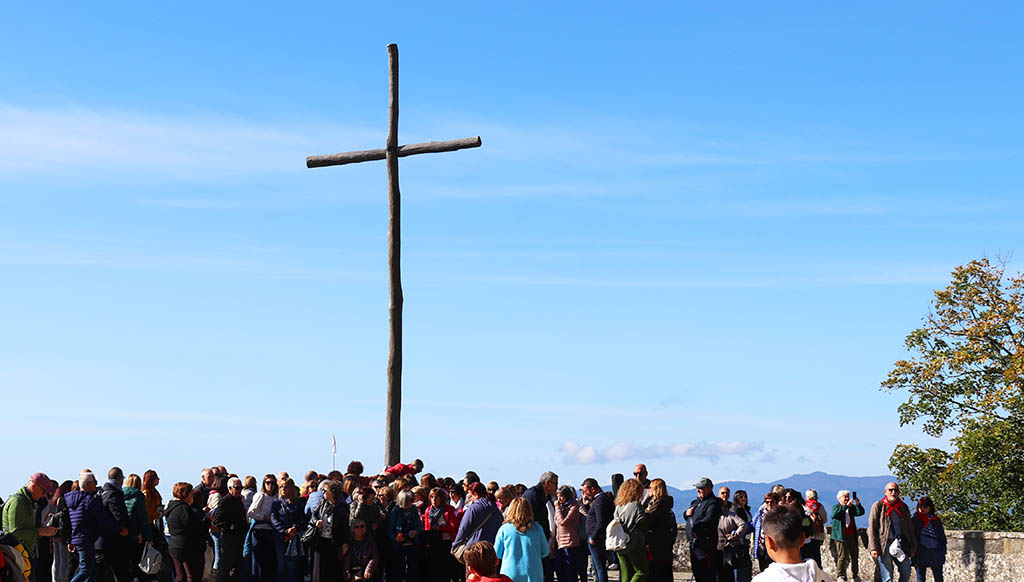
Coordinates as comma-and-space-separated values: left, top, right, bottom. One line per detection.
882, 497, 905, 517
917, 512, 940, 528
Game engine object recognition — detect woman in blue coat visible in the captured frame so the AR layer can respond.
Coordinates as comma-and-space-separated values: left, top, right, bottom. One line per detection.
911, 497, 947, 582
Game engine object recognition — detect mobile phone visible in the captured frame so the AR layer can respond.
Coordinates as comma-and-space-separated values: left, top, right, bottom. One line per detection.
852, 491, 857, 500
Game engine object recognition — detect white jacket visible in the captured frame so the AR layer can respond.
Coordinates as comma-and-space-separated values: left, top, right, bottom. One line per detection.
752, 559, 834, 582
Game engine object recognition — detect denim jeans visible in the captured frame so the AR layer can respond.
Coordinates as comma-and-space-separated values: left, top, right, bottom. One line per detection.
70, 545, 96, 582
587, 539, 607, 582
877, 553, 912, 582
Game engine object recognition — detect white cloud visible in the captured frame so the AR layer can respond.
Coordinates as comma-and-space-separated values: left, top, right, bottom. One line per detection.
0, 103, 378, 177
560, 440, 764, 465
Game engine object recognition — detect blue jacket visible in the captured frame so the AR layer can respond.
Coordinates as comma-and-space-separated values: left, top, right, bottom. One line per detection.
452, 498, 501, 548
271, 498, 307, 542
305, 491, 324, 523
386, 506, 422, 545
64, 490, 122, 548
521, 483, 550, 538
912, 516, 947, 568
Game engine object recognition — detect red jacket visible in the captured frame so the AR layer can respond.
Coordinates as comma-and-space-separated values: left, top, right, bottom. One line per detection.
384, 463, 418, 477
422, 504, 460, 540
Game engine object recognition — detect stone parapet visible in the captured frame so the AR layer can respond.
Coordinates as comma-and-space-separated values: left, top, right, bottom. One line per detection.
671, 526, 1024, 581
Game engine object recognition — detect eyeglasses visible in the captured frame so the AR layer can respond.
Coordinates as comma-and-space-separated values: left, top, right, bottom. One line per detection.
352, 525, 365, 529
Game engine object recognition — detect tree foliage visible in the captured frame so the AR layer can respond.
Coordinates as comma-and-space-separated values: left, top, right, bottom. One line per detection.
883, 258, 1024, 531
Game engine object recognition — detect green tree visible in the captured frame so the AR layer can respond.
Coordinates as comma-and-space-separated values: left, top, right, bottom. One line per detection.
883, 258, 1024, 531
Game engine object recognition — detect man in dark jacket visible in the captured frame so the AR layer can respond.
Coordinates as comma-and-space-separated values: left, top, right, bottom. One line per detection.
521, 472, 558, 582
192, 469, 214, 511
94, 467, 132, 582
63, 471, 127, 582
214, 478, 248, 582
686, 477, 722, 582
581, 478, 612, 582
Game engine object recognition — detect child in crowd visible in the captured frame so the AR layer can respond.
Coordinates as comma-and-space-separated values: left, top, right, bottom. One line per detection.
753, 506, 834, 582
465, 541, 513, 582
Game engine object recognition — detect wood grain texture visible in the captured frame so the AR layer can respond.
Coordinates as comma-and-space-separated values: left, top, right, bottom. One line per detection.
385, 43, 403, 467
306, 137, 482, 168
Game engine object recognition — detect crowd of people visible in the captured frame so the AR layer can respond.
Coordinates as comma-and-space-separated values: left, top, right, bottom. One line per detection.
0, 461, 948, 582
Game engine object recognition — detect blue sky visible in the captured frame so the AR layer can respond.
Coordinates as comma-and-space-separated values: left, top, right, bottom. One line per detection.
2, 1, 1023, 496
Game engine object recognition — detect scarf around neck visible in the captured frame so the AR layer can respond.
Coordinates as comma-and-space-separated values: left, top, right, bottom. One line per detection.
882, 497, 905, 517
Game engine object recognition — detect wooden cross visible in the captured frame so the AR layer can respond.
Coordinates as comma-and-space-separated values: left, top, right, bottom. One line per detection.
306, 44, 481, 466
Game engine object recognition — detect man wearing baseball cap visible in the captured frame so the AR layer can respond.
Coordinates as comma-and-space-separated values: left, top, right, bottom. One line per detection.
686, 477, 722, 582
3, 472, 58, 579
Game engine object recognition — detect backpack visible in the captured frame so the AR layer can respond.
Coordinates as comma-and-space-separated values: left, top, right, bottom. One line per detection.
809, 507, 825, 535
605, 518, 629, 552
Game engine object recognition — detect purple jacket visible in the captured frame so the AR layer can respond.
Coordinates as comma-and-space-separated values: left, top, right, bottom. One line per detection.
63, 490, 122, 547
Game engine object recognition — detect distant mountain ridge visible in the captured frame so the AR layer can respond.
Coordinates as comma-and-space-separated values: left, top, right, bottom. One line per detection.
663, 471, 896, 520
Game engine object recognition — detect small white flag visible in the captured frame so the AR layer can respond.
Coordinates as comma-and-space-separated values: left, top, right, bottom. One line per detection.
332, 434, 337, 455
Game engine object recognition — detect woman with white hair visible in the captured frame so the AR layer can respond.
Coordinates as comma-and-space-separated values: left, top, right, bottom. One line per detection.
830, 490, 864, 582
387, 489, 423, 582
801, 489, 828, 568
310, 480, 350, 582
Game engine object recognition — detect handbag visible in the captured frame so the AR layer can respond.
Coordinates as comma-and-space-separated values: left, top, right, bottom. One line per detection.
302, 500, 326, 546
451, 508, 496, 564
139, 541, 162, 575
722, 543, 751, 569
604, 518, 629, 552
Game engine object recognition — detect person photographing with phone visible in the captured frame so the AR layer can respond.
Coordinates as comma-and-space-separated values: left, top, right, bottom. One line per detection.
830, 490, 864, 582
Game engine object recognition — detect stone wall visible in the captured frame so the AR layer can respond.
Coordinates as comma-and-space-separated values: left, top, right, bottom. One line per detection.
671, 526, 1024, 581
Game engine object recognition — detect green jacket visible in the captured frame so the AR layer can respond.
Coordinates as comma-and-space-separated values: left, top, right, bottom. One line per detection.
830, 501, 865, 541
2, 487, 39, 554
123, 487, 153, 542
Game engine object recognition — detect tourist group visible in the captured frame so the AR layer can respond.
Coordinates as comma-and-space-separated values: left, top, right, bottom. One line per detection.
2, 461, 947, 582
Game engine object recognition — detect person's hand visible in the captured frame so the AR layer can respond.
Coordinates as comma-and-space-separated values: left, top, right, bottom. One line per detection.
67, 544, 75, 553
396, 533, 405, 542
119, 528, 129, 536
316, 520, 324, 528
38, 526, 57, 537
137, 534, 143, 543
409, 530, 417, 538
870, 550, 879, 559
589, 538, 595, 546
341, 543, 349, 556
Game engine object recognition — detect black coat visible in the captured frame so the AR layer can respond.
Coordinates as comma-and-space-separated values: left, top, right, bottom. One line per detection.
311, 499, 350, 547
213, 495, 247, 536
95, 481, 130, 551
645, 496, 677, 556
690, 496, 721, 552
522, 483, 551, 538
585, 492, 614, 542
165, 500, 208, 560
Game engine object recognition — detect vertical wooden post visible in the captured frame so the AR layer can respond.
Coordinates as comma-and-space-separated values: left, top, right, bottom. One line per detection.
384, 43, 403, 467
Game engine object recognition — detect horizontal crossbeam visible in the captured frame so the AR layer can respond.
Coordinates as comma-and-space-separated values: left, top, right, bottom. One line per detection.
306, 136, 482, 168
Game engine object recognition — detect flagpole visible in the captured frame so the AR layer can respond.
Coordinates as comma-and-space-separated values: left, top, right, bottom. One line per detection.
332, 434, 337, 471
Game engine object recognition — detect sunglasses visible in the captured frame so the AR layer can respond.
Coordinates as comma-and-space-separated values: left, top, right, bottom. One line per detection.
352, 525, 366, 529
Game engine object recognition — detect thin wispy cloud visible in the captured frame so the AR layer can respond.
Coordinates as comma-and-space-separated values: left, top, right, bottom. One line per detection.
0, 104, 378, 177
2, 103, 1006, 186
560, 440, 764, 465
